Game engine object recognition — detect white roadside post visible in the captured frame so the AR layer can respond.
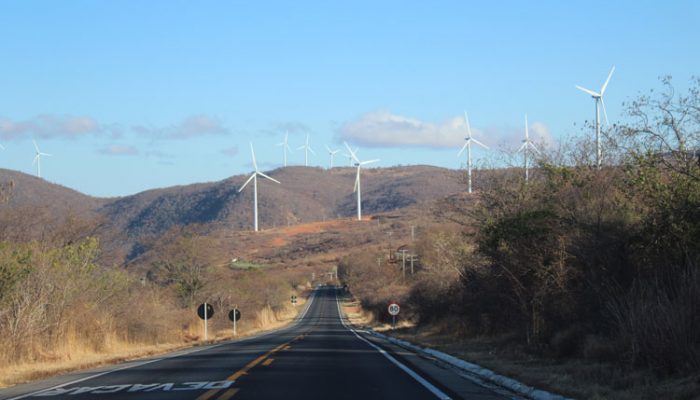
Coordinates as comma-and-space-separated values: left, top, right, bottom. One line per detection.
204, 303, 208, 341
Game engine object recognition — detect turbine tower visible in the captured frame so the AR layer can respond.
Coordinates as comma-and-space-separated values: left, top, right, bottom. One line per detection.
276, 131, 292, 167
325, 145, 341, 169
238, 143, 281, 232
344, 142, 379, 221
518, 114, 540, 182
576, 66, 615, 169
457, 112, 488, 193
296, 134, 316, 166
32, 140, 52, 178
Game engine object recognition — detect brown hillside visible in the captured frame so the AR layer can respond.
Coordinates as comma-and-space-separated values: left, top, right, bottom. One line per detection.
0, 165, 469, 264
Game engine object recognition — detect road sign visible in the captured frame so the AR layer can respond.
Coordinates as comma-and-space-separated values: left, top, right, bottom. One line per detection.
388, 303, 400, 316
291, 295, 297, 305
228, 309, 241, 322
197, 303, 214, 320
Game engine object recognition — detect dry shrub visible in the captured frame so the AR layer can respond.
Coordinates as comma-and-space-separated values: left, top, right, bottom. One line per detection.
607, 269, 700, 374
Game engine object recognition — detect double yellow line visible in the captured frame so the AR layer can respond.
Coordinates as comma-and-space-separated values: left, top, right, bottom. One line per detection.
196, 334, 306, 400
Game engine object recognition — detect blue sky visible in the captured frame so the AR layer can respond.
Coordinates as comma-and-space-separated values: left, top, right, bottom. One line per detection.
0, 1, 697, 197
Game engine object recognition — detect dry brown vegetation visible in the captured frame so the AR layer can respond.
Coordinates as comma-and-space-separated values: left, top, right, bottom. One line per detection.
339, 77, 700, 399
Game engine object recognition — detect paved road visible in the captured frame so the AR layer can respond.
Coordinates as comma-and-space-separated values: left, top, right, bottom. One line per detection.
0, 287, 511, 400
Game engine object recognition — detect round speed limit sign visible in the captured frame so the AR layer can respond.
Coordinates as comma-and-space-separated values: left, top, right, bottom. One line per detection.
388, 303, 400, 316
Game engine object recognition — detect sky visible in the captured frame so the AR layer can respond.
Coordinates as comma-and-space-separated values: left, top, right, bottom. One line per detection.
0, 1, 697, 197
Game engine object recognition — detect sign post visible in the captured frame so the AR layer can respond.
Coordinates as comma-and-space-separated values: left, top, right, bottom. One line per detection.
388, 302, 400, 330
228, 306, 241, 337
291, 295, 297, 306
197, 303, 214, 341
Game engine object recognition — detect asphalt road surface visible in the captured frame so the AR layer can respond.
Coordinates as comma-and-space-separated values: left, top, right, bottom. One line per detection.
0, 287, 512, 400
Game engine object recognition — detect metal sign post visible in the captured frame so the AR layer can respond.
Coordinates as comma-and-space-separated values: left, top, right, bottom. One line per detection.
197, 303, 214, 341
388, 303, 400, 330
228, 307, 241, 337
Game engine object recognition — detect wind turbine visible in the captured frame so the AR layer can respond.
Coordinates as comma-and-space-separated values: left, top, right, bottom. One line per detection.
344, 142, 379, 221
32, 140, 52, 178
296, 134, 316, 166
325, 145, 341, 169
576, 66, 615, 169
275, 131, 292, 167
518, 114, 540, 182
343, 147, 358, 166
457, 112, 488, 193
238, 143, 281, 232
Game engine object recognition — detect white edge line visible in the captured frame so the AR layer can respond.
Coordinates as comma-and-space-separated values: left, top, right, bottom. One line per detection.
335, 291, 451, 400
7, 290, 318, 400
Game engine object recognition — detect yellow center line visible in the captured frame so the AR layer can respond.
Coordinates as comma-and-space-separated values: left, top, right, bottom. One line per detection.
262, 358, 274, 366
196, 335, 302, 400
216, 388, 240, 400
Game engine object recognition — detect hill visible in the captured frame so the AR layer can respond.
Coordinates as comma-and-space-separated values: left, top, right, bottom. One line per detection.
0, 165, 468, 264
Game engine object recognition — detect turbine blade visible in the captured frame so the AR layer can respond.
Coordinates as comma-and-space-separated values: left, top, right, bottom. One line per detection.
250, 142, 258, 171
601, 97, 610, 125
296, 145, 305, 150
33, 155, 39, 164
42, 153, 52, 157
517, 142, 527, 153
525, 114, 529, 140
257, 171, 280, 184
471, 138, 489, 149
575, 85, 600, 97
308, 146, 316, 155
600, 65, 615, 95
360, 159, 379, 165
0, 144, 4, 150
353, 168, 360, 192
464, 111, 472, 138
529, 143, 541, 155
33, 140, 39, 152
344, 142, 359, 163
238, 173, 256, 192
457, 142, 468, 156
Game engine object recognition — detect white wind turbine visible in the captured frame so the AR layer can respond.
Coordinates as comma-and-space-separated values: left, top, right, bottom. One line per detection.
344, 142, 379, 221
32, 140, 52, 178
325, 145, 341, 169
576, 66, 615, 169
276, 131, 292, 167
238, 143, 281, 232
457, 112, 488, 193
518, 114, 540, 182
297, 134, 316, 166
343, 146, 358, 166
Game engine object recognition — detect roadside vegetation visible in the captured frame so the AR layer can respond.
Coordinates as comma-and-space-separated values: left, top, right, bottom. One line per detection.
339, 77, 700, 399
0, 208, 308, 387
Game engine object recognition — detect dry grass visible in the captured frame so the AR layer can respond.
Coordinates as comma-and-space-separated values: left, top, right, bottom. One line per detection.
388, 324, 700, 400
340, 295, 700, 400
0, 297, 309, 389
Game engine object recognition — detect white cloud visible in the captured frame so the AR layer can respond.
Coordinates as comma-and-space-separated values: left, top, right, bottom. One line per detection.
99, 144, 139, 156
337, 110, 481, 149
0, 115, 102, 140
497, 120, 555, 151
131, 115, 228, 139
338, 109, 555, 151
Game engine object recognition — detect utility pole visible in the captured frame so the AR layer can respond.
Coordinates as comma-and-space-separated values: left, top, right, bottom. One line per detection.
410, 255, 417, 274
399, 249, 408, 278
411, 225, 415, 242
377, 257, 382, 267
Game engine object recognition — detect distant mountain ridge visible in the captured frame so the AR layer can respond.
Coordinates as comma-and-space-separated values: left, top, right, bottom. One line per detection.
0, 165, 467, 263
